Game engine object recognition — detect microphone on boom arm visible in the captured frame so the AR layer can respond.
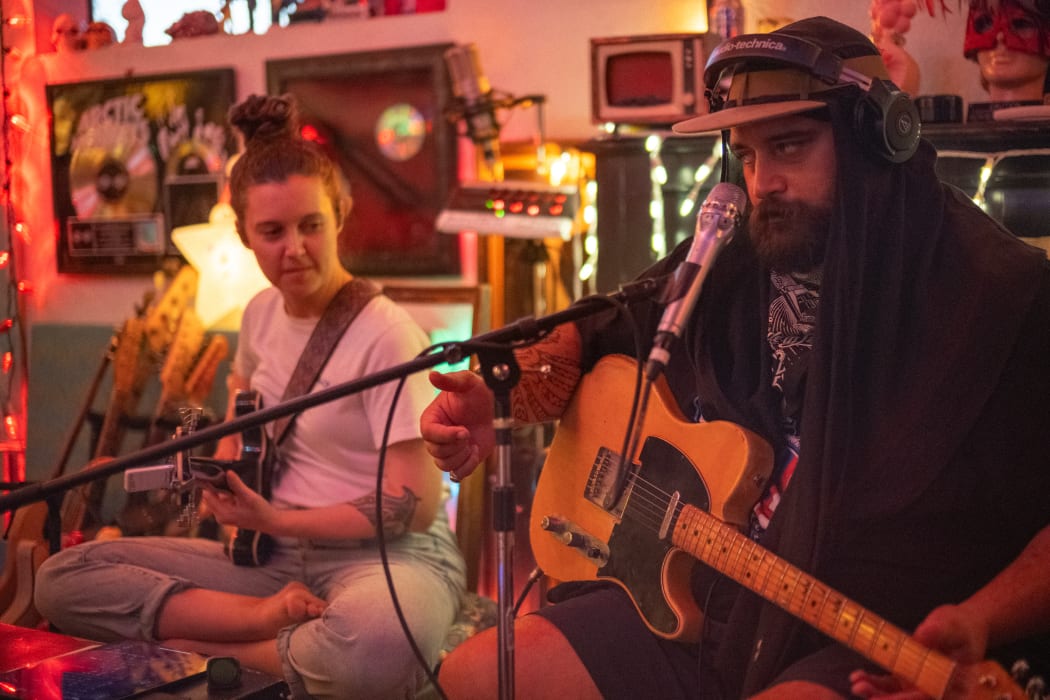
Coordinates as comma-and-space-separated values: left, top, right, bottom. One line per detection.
644, 182, 747, 381
444, 43, 502, 168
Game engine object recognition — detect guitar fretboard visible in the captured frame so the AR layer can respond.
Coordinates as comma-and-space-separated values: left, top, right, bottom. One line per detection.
672, 504, 957, 699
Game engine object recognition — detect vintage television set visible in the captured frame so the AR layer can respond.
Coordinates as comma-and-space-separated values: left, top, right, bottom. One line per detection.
591, 33, 712, 126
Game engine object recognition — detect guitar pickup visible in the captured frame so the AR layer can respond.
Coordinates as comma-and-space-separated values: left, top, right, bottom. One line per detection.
539, 515, 610, 566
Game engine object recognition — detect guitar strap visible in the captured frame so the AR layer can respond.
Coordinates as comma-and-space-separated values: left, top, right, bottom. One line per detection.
270, 277, 381, 479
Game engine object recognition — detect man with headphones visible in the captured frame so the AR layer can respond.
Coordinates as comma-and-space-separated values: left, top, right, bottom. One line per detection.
422, 16, 1050, 699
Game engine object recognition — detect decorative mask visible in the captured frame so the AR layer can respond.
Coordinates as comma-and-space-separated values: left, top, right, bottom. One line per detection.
965, 0, 1050, 58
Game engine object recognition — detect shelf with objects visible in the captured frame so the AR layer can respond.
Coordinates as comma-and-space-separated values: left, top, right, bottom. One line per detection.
581, 120, 1050, 293
582, 132, 725, 294
923, 121, 1050, 244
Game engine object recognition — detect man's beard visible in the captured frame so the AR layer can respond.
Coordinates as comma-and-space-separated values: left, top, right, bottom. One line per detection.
748, 198, 831, 272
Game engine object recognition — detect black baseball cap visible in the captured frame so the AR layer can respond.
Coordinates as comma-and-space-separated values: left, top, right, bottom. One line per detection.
673, 16, 892, 133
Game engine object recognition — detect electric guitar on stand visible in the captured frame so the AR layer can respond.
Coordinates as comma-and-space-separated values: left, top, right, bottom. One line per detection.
530, 354, 1029, 700
119, 309, 206, 536
76, 266, 199, 537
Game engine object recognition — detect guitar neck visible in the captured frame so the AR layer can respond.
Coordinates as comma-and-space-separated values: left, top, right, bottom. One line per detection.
672, 504, 957, 699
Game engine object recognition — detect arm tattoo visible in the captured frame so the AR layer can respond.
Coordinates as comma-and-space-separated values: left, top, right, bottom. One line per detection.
351, 487, 419, 538
510, 325, 583, 423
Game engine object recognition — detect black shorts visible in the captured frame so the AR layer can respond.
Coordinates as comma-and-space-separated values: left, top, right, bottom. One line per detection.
531, 582, 716, 700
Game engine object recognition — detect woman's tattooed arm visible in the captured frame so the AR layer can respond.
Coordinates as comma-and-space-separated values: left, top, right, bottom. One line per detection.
350, 487, 420, 538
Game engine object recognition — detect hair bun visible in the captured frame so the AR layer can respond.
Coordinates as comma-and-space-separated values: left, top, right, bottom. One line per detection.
228, 93, 300, 144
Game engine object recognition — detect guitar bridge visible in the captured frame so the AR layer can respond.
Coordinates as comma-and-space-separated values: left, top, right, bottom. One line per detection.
584, 447, 637, 517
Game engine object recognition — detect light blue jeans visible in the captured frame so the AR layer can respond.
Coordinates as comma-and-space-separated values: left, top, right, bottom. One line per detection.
34, 513, 466, 700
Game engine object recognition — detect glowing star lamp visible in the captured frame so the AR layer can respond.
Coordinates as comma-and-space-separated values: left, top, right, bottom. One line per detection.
171, 203, 270, 328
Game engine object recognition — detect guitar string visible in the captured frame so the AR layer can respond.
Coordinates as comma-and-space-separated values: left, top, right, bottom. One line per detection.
625, 476, 755, 583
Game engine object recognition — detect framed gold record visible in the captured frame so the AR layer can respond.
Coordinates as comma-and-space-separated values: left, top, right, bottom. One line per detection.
47, 69, 236, 274
267, 45, 460, 277
69, 131, 158, 219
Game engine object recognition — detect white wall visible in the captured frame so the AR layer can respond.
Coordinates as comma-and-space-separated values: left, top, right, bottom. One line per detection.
19, 0, 982, 325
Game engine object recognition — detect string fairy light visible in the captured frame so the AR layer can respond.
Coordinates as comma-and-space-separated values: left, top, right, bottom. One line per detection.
645, 133, 668, 259
0, 0, 31, 463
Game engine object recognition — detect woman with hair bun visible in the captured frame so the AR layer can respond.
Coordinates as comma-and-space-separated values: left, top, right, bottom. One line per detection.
34, 93, 467, 700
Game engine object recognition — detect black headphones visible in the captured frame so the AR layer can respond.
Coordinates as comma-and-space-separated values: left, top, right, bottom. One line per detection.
704, 33, 921, 164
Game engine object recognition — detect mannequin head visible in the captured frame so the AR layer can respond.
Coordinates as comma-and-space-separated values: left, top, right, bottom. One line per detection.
83, 22, 116, 49
50, 14, 82, 52
965, 0, 1050, 101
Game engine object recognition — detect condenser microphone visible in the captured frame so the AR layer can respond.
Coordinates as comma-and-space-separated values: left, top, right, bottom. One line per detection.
644, 182, 746, 381
444, 43, 501, 166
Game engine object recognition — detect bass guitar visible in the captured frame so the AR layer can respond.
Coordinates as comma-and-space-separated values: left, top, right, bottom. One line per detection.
530, 354, 1026, 700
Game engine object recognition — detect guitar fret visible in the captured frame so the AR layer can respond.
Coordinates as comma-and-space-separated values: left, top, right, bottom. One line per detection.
726, 527, 748, 580
772, 558, 790, 608
710, 517, 733, 572
850, 610, 879, 654
791, 573, 812, 616
895, 639, 938, 688
737, 537, 761, 590
867, 617, 906, 671
834, 600, 860, 645
867, 616, 886, 658
780, 566, 798, 607
677, 507, 703, 561
758, 548, 776, 600
815, 587, 839, 633
799, 577, 824, 626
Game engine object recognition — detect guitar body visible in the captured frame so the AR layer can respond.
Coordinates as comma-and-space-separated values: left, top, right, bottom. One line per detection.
530, 354, 773, 641
227, 390, 275, 567
0, 502, 49, 627
530, 354, 1028, 700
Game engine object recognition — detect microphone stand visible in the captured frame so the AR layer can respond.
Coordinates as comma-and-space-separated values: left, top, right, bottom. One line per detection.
473, 344, 519, 700
0, 278, 664, 696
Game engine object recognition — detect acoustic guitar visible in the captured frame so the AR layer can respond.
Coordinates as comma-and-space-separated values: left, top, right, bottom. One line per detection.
530, 354, 1027, 700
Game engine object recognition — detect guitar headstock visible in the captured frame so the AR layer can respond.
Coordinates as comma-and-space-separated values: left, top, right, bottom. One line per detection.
185, 334, 230, 406
966, 660, 1030, 700
1011, 657, 1048, 700
111, 316, 148, 396
145, 265, 199, 355
158, 308, 204, 401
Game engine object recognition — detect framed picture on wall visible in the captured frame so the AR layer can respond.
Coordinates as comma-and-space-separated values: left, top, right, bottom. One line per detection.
267, 43, 461, 277
47, 69, 237, 274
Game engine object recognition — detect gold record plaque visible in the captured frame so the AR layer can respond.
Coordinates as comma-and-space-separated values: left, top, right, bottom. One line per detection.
47, 70, 236, 274
69, 126, 158, 218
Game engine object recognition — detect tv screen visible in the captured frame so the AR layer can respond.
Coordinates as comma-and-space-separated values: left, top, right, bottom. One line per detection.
606, 51, 674, 107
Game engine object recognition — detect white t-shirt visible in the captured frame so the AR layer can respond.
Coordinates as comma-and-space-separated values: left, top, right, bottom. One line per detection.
234, 286, 435, 507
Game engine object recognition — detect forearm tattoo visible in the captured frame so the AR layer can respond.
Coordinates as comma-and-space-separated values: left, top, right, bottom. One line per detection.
351, 487, 419, 538
510, 325, 583, 424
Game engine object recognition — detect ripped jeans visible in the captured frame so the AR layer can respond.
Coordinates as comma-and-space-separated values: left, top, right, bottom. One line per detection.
34, 515, 466, 699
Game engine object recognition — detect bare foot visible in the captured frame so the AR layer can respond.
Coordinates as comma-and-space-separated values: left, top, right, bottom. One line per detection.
258, 581, 327, 635
157, 581, 328, 643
